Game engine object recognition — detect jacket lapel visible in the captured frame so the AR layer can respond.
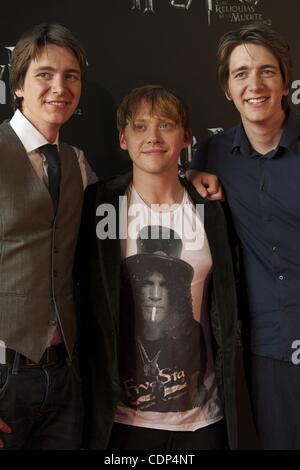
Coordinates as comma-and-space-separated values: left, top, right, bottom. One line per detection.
95, 173, 132, 320
183, 178, 237, 351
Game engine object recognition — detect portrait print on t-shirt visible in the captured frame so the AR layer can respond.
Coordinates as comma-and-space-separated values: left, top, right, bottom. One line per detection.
119, 225, 209, 412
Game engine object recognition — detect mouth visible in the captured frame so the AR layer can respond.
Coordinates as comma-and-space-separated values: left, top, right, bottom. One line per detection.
145, 305, 164, 312
145, 304, 163, 307
245, 97, 269, 105
143, 306, 165, 322
45, 100, 70, 109
142, 149, 167, 155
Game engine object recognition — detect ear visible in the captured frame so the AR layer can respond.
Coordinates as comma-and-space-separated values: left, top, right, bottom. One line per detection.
282, 85, 289, 97
182, 128, 193, 148
225, 89, 232, 101
15, 88, 24, 98
119, 129, 128, 151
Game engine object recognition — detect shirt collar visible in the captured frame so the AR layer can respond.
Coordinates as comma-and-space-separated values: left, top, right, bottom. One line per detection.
231, 122, 256, 158
9, 109, 59, 152
231, 109, 300, 159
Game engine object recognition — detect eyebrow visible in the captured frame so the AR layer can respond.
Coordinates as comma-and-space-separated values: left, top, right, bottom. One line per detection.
133, 116, 175, 122
230, 64, 279, 75
34, 66, 81, 74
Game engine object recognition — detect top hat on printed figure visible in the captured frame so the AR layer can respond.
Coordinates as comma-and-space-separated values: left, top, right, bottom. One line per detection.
121, 225, 194, 286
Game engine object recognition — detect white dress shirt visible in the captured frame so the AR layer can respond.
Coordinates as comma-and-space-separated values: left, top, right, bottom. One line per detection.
10, 109, 98, 189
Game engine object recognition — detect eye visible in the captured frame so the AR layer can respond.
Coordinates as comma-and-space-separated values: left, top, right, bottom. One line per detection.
262, 68, 276, 77
234, 71, 247, 79
141, 281, 152, 288
133, 123, 146, 131
37, 72, 52, 80
159, 121, 174, 130
65, 73, 80, 82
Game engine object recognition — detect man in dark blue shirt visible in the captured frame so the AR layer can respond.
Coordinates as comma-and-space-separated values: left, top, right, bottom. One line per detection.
189, 23, 300, 450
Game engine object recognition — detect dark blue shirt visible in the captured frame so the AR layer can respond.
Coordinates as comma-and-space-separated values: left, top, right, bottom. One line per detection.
191, 111, 300, 361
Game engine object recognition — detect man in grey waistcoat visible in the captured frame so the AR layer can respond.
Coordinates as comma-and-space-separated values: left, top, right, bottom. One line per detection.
0, 23, 96, 449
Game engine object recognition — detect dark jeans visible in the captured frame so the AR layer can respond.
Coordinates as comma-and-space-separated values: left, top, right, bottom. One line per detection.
108, 419, 227, 450
0, 357, 83, 450
251, 354, 300, 450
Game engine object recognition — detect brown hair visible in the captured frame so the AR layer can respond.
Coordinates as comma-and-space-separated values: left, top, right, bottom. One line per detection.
117, 85, 190, 131
9, 23, 87, 110
217, 23, 292, 107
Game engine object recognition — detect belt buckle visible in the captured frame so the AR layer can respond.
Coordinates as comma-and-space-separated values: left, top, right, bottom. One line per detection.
24, 356, 39, 366
24, 347, 51, 366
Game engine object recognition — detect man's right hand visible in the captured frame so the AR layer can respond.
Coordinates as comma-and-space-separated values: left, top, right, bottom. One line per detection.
0, 418, 12, 448
187, 170, 224, 201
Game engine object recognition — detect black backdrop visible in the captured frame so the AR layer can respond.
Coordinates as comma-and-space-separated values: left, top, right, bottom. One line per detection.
1, 0, 300, 448
1, 0, 300, 178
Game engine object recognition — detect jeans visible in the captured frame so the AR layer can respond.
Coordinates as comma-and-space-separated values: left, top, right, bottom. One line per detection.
0, 357, 83, 450
108, 419, 227, 450
251, 354, 300, 450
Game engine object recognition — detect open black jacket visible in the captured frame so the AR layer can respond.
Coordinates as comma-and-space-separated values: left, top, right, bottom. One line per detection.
77, 172, 239, 449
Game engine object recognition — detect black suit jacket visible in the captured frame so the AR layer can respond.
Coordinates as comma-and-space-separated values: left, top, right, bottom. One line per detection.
77, 172, 239, 449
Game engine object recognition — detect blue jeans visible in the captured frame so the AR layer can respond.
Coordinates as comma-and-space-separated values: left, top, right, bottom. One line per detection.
0, 357, 83, 449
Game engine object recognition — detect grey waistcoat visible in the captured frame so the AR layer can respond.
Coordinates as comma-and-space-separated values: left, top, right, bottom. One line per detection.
0, 122, 83, 362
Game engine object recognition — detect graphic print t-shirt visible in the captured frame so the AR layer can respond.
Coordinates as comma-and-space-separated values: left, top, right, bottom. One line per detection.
115, 186, 223, 431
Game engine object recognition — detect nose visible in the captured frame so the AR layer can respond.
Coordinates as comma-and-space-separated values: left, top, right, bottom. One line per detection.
248, 71, 264, 92
51, 75, 66, 94
149, 282, 162, 301
146, 126, 161, 144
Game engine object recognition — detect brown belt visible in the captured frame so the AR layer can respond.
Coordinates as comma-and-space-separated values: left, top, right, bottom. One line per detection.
5, 343, 67, 367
